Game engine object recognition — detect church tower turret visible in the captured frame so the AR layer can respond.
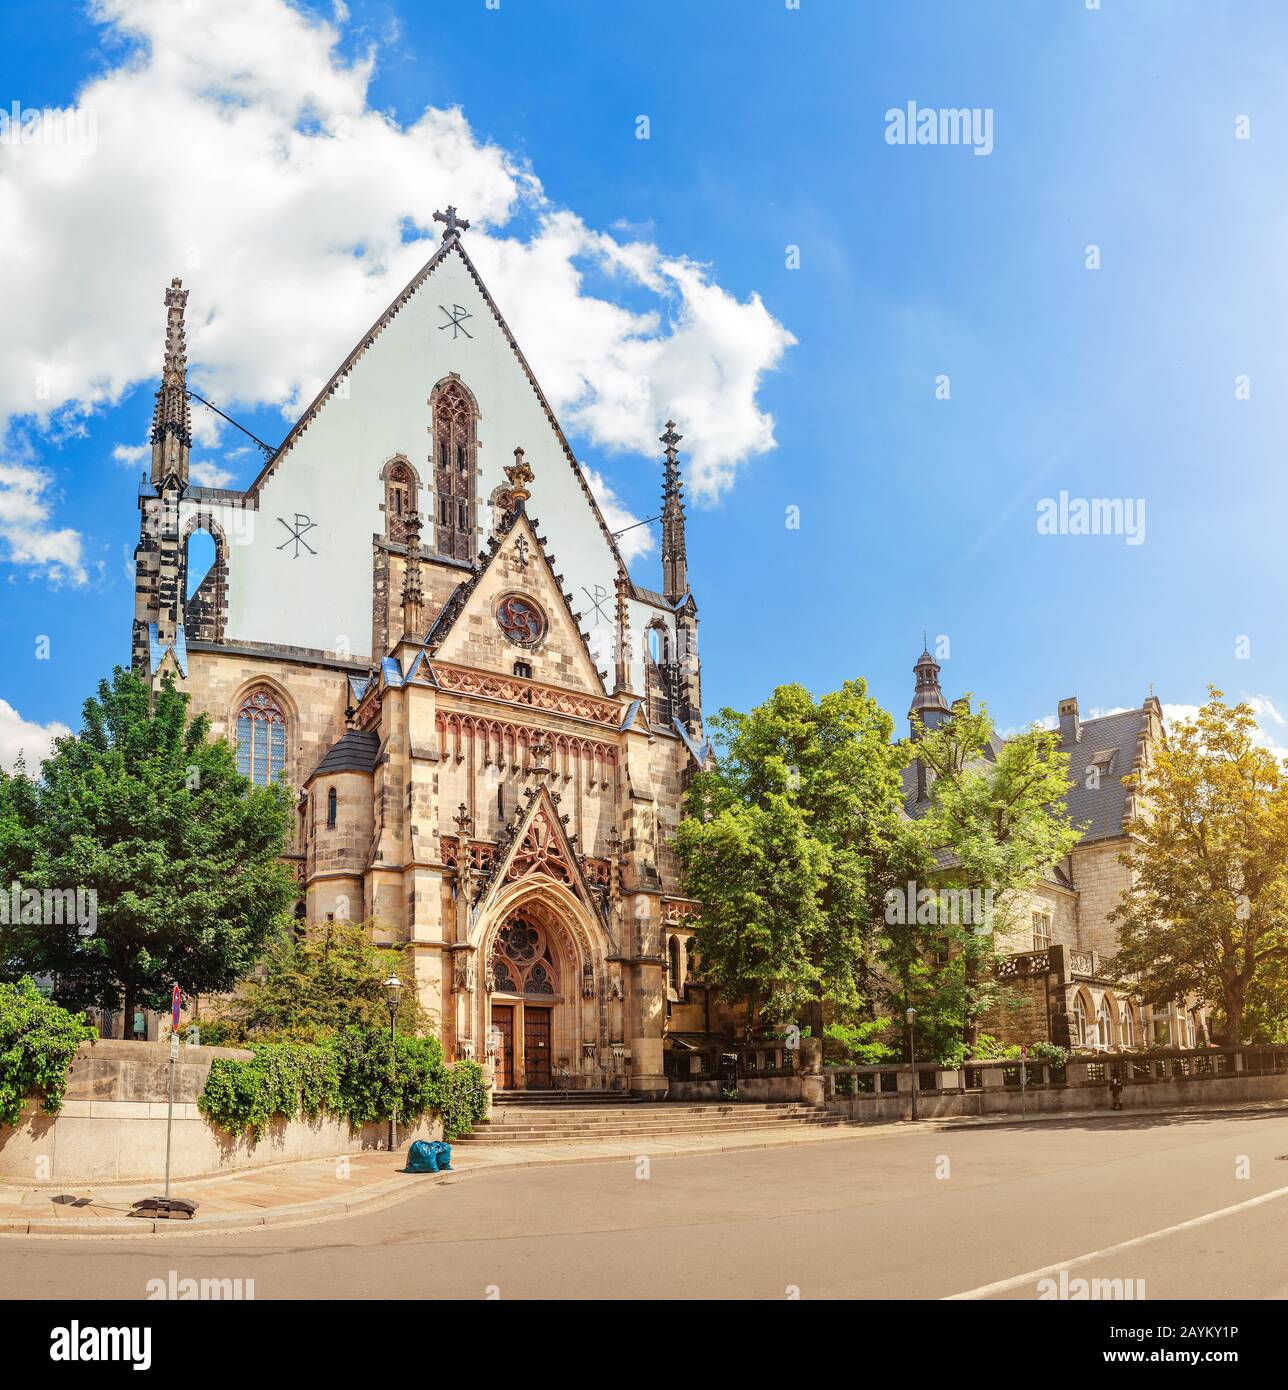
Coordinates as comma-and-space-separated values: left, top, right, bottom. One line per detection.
132, 277, 192, 673
660, 420, 687, 605
151, 278, 192, 486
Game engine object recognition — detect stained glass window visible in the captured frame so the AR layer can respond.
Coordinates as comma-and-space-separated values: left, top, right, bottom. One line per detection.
490, 918, 560, 996
236, 689, 287, 786
386, 461, 417, 542
433, 381, 476, 561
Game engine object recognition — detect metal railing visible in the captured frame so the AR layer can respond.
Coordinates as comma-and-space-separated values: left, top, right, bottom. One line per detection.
822, 1044, 1288, 1101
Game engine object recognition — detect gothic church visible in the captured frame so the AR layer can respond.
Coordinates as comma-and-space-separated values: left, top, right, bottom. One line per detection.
131, 212, 709, 1096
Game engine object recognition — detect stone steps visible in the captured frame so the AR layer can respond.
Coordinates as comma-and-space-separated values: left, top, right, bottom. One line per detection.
456, 1098, 842, 1145
479, 1110, 826, 1125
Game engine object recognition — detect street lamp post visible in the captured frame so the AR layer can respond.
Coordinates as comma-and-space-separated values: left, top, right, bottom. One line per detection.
906, 1006, 918, 1122
384, 974, 403, 1151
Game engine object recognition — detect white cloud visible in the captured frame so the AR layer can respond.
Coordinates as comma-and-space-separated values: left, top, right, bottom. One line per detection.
190, 461, 235, 489
0, 698, 70, 773
112, 442, 149, 469
0, 0, 793, 583
0, 450, 88, 585
580, 465, 654, 564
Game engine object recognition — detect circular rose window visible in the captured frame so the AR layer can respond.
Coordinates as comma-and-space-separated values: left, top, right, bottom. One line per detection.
495, 594, 546, 648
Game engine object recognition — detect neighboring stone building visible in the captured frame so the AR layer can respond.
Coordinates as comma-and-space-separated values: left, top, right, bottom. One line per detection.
130, 214, 708, 1095
902, 646, 1206, 1053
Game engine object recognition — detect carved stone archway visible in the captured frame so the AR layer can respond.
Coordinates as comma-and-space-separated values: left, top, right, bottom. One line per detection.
471, 880, 618, 1091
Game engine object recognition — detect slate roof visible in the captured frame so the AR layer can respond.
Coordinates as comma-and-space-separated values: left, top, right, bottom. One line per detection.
901, 705, 1148, 846
310, 729, 380, 779
632, 583, 689, 613
1057, 708, 1146, 843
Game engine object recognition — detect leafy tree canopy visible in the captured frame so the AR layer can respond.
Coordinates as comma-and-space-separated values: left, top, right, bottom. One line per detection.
891, 702, 1081, 1055
675, 680, 926, 1026
1108, 689, 1288, 1046
202, 918, 432, 1044
0, 667, 296, 1033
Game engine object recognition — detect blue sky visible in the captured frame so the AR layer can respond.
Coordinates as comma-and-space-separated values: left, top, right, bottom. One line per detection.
3, 0, 1288, 764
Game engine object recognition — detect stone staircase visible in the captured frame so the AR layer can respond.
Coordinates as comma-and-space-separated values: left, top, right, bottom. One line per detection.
456, 1095, 847, 1146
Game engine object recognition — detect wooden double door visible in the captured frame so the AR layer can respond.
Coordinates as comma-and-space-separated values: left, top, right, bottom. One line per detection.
491, 1003, 552, 1090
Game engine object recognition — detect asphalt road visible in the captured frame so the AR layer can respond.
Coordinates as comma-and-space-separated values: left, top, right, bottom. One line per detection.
5, 1108, 1288, 1300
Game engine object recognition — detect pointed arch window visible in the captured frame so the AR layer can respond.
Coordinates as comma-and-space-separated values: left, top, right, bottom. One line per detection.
326, 787, 337, 828
236, 689, 287, 786
385, 460, 418, 544
490, 917, 560, 997
1071, 993, 1088, 1048
432, 379, 477, 561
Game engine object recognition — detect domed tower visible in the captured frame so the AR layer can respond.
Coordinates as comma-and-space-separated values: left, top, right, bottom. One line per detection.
908, 640, 951, 739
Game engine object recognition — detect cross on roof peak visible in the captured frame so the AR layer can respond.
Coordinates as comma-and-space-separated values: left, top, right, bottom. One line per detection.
433, 205, 470, 241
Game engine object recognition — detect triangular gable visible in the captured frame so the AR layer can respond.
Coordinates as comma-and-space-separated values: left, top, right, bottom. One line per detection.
473, 782, 603, 920
244, 236, 626, 568
427, 507, 609, 695
147, 622, 188, 678
673, 717, 711, 767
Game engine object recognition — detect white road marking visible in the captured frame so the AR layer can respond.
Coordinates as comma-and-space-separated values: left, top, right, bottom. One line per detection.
944, 1183, 1288, 1300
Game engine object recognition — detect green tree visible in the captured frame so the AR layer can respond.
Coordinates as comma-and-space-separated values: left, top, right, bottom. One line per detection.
1108, 690, 1288, 1047
0, 977, 97, 1128
900, 701, 1080, 1054
0, 667, 296, 1034
675, 680, 924, 1029
207, 918, 432, 1044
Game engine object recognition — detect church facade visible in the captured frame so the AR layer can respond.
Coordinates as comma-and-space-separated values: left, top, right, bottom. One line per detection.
130, 213, 709, 1096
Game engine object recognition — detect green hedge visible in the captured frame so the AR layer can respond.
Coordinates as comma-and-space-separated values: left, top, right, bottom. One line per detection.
0, 978, 97, 1128
198, 1027, 487, 1141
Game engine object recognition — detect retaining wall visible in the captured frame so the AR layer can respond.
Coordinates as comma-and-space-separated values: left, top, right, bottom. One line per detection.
0, 1039, 441, 1185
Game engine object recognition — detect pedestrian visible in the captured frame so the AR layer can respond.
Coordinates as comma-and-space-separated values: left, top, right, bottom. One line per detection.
1109, 1074, 1124, 1111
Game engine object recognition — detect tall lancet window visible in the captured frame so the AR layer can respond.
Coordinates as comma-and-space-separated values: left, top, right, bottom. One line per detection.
385, 460, 418, 544
236, 689, 288, 786
432, 378, 477, 561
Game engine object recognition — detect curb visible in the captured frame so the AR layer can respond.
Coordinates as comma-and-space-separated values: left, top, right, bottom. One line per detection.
5, 1098, 1286, 1238
0, 1124, 881, 1239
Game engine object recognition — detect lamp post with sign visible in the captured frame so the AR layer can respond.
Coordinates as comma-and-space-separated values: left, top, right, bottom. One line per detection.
1020, 1043, 1028, 1118
164, 985, 181, 1198
131, 985, 198, 1219
384, 974, 403, 1151
906, 1006, 918, 1121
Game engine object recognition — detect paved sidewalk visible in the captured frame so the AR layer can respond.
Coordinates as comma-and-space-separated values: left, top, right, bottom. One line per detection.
0, 1120, 874, 1237
4, 1097, 1286, 1237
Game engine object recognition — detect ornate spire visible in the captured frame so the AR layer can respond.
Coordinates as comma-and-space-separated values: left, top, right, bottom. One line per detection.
614, 562, 632, 693
909, 640, 951, 738
433, 205, 470, 241
400, 510, 424, 640
502, 446, 534, 512
150, 277, 192, 486
660, 420, 687, 604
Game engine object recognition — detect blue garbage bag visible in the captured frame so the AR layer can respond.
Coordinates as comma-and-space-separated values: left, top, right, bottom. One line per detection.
406, 1140, 438, 1173
406, 1139, 453, 1174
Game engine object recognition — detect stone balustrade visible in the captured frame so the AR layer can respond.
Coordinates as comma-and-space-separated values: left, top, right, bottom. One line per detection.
820, 1045, 1288, 1122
